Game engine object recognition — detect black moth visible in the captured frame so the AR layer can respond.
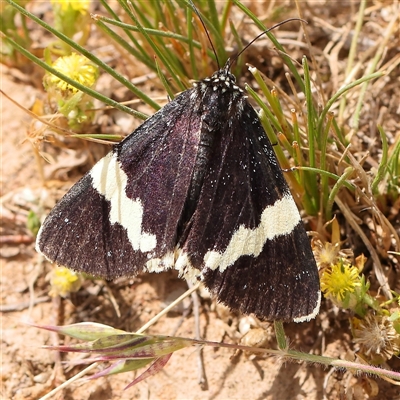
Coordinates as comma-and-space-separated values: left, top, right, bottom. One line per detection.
36, 61, 320, 322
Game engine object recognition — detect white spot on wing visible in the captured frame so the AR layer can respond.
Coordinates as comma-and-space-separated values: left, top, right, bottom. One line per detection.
204, 194, 301, 272
174, 248, 201, 282
146, 251, 174, 273
144, 247, 201, 282
90, 153, 157, 252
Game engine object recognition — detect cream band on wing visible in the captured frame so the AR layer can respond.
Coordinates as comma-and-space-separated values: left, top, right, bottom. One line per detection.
204, 193, 301, 272
90, 153, 157, 253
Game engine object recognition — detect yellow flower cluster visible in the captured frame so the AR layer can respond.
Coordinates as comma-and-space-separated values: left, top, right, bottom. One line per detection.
320, 261, 361, 303
49, 266, 82, 297
51, 0, 90, 13
48, 53, 98, 93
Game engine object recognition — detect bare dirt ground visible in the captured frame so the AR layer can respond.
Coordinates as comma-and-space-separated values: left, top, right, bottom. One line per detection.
1, 2, 400, 400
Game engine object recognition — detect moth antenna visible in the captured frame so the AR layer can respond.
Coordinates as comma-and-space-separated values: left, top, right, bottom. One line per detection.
228, 18, 307, 69
188, 0, 220, 69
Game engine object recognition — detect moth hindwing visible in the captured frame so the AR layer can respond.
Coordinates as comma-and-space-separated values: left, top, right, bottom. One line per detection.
36, 63, 321, 322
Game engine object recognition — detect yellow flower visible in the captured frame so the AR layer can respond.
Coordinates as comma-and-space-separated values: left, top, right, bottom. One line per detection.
51, 0, 90, 13
320, 260, 361, 303
49, 266, 82, 297
47, 53, 99, 93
